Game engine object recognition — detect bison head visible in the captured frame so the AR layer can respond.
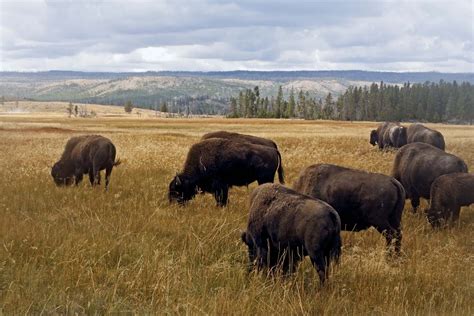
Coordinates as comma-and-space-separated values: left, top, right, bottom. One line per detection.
51, 162, 74, 186
168, 174, 197, 204
369, 130, 378, 146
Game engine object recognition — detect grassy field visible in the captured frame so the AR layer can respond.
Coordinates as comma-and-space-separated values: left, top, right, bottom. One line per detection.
1, 111, 473, 314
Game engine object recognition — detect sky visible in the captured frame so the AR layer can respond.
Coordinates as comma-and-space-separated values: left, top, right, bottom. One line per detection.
0, 0, 473, 73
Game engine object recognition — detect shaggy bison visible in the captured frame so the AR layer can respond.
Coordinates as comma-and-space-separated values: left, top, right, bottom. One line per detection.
293, 164, 405, 256
407, 123, 445, 150
427, 173, 474, 227
51, 135, 120, 190
201, 131, 284, 183
370, 122, 407, 149
241, 183, 341, 283
392, 142, 468, 212
168, 138, 284, 206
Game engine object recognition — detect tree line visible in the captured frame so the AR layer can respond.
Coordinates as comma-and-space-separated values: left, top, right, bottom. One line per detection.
227, 81, 474, 124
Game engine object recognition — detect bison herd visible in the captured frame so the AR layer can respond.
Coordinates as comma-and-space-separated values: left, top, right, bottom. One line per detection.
51, 124, 473, 284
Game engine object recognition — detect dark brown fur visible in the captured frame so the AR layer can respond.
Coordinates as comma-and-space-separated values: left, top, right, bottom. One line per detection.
169, 138, 284, 206
392, 142, 468, 212
370, 122, 407, 149
51, 135, 120, 190
407, 123, 445, 150
427, 173, 474, 227
241, 183, 341, 283
201, 131, 284, 183
293, 163, 405, 256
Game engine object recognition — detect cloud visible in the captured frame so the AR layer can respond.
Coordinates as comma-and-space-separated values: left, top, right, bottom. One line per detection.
0, 0, 472, 72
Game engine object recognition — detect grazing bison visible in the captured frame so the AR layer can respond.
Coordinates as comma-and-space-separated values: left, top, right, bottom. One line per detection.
427, 173, 474, 227
201, 131, 284, 183
370, 122, 407, 149
392, 142, 468, 212
241, 183, 341, 283
293, 164, 405, 256
407, 123, 445, 150
51, 135, 120, 190
168, 138, 284, 206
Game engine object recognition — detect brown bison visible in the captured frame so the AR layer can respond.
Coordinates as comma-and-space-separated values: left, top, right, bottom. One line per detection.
407, 123, 445, 150
168, 138, 284, 207
392, 142, 468, 212
201, 131, 284, 183
427, 173, 474, 227
370, 122, 407, 149
293, 164, 405, 256
51, 135, 120, 190
241, 183, 341, 283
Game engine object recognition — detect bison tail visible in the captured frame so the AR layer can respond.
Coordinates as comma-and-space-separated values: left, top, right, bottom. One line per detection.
329, 211, 342, 265
276, 150, 285, 184
390, 178, 406, 226
113, 158, 122, 166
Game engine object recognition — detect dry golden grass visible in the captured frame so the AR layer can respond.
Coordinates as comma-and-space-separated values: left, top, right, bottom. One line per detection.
0, 112, 473, 315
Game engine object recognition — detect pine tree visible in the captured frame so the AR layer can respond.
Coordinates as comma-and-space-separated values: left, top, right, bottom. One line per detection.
287, 88, 296, 118
124, 100, 133, 113
160, 101, 168, 113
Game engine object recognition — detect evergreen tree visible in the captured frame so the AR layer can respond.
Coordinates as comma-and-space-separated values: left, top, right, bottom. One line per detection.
124, 100, 133, 113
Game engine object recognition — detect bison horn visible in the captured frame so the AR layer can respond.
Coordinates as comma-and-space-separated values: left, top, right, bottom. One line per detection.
175, 175, 181, 186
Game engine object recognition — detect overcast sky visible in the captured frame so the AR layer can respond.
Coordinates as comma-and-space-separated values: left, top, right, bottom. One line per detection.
0, 0, 472, 72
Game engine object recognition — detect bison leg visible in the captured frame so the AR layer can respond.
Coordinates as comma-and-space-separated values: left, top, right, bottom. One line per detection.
376, 224, 402, 257
410, 195, 420, 213
88, 170, 95, 186
105, 166, 113, 191
213, 181, 228, 207
310, 252, 327, 284
74, 168, 84, 186
450, 206, 461, 224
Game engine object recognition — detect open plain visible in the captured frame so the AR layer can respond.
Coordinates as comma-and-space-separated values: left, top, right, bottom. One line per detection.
1, 103, 473, 314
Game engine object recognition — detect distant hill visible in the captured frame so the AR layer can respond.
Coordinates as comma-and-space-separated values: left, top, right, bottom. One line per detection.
1, 70, 472, 114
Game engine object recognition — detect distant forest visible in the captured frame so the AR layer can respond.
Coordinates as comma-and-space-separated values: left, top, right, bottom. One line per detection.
227, 81, 474, 124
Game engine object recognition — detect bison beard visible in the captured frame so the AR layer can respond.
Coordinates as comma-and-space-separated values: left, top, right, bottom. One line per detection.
168, 138, 284, 207
293, 163, 405, 257
51, 135, 120, 190
241, 183, 341, 284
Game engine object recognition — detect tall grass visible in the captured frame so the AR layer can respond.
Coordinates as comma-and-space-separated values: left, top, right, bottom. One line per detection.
0, 117, 473, 314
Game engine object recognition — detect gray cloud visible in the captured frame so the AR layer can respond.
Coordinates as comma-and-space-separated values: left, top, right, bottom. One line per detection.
0, 0, 472, 72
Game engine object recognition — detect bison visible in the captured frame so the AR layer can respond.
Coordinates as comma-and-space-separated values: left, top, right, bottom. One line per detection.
427, 173, 474, 228
392, 142, 468, 212
51, 135, 120, 190
407, 123, 445, 150
370, 122, 407, 149
293, 164, 405, 256
201, 131, 284, 183
241, 183, 341, 283
168, 138, 284, 207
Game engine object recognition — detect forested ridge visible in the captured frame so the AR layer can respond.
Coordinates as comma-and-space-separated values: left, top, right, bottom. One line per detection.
227, 81, 474, 124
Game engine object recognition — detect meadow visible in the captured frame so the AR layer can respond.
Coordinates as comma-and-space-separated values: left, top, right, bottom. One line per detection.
0, 109, 473, 314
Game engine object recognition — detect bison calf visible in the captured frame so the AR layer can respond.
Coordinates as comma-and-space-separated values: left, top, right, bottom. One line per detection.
427, 173, 474, 227
293, 164, 405, 256
241, 183, 341, 283
392, 142, 468, 212
51, 135, 120, 190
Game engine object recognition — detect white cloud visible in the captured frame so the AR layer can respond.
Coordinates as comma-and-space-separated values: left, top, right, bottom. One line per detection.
0, 0, 472, 72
